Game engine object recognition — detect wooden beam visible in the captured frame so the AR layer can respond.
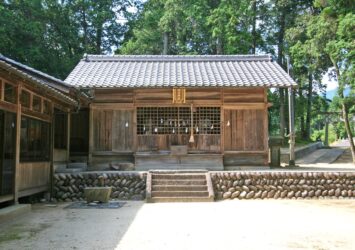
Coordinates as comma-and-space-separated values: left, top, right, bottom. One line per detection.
0, 100, 17, 113
0, 78, 3, 101
223, 103, 269, 110
22, 108, 51, 123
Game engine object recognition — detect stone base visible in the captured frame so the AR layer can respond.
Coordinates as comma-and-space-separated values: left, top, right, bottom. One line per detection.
84, 187, 112, 203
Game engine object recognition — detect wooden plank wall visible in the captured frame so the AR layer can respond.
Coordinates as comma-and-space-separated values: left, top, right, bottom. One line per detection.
18, 162, 50, 192
224, 109, 265, 151
92, 87, 267, 155
223, 88, 264, 103
93, 109, 134, 152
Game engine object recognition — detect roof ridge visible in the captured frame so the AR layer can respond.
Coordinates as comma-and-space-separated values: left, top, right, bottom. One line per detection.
83, 54, 272, 62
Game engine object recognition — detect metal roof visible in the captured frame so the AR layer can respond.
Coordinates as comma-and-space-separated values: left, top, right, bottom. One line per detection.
65, 54, 297, 88
0, 54, 78, 105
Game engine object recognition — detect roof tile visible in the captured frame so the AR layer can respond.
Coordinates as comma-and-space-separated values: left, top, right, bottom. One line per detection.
65, 54, 297, 88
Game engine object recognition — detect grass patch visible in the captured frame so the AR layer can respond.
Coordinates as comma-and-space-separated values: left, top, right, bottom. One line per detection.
0, 223, 50, 245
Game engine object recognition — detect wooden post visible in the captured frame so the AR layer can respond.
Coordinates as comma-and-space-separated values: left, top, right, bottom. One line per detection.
14, 85, 22, 204
49, 106, 55, 200
66, 112, 71, 162
88, 104, 93, 167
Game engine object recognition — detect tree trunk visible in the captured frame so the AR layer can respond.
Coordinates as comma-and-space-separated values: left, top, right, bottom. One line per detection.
299, 88, 306, 138
333, 63, 355, 164
216, 36, 223, 55
81, 9, 88, 52
251, 0, 257, 54
163, 32, 168, 55
95, 27, 102, 54
277, 11, 286, 138
341, 103, 355, 164
305, 74, 312, 140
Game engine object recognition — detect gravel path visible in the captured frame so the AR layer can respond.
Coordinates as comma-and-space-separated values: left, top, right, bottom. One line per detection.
0, 200, 355, 250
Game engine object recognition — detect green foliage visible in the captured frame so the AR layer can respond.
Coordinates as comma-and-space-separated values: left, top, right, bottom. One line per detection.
0, 0, 140, 79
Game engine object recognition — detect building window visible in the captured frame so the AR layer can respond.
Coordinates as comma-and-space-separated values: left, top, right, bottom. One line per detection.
136, 107, 220, 135
20, 90, 31, 108
20, 117, 50, 162
194, 107, 221, 135
32, 95, 41, 112
54, 112, 67, 149
4, 83, 16, 103
43, 100, 51, 115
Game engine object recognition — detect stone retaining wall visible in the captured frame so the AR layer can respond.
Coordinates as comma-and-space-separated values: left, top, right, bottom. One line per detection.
53, 172, 146, 202
211, 171, 355, 200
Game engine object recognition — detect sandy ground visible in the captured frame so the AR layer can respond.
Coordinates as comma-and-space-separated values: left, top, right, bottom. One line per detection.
333, 148, 353, 164
0, 199, 355, 250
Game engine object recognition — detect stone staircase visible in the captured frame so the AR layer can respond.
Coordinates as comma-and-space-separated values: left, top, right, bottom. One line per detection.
146, 170, 215, 202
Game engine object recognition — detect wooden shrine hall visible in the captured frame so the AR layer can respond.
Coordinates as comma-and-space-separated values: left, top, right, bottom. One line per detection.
0, 54, 86, 204
65, 54, 297, 170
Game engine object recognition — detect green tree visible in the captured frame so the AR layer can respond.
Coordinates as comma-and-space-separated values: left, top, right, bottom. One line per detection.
303, 0, 355, 163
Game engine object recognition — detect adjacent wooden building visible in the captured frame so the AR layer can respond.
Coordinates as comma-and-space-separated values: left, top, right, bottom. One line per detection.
0, 54, 84, 204
65, 55, 296, 171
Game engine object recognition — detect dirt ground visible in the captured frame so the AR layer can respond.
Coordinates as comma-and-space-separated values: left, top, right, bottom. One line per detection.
0, 199, 355, 250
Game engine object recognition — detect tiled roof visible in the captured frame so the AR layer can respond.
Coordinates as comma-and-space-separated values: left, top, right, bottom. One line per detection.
0, 54, 78, 105
65, 54, 297, 88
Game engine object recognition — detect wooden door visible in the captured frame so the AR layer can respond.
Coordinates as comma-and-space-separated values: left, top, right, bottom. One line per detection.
224, 109, 266, 152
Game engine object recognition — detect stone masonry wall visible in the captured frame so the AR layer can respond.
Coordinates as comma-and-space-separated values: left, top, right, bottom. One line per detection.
211, 171, 355, 200
53, 172, 146, 202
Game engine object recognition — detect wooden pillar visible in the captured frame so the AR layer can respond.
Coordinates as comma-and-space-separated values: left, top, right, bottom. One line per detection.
66, 112, 71, 162
264, 87, 269, 165
49, 106, 55, 200
88, 104, 93, 167
14, 85, 22, 204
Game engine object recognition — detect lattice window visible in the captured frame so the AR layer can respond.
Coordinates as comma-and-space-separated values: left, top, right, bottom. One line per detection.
194, 107, 221, 135
137, 107, 220, 135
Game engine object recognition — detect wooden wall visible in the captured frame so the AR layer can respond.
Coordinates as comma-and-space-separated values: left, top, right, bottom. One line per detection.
224, 109, 266, 152
0, 70, 75, 203
93, 87, 265, 105
18, 162, 50, 197
90, 87, 269, 167
92, 109, 134, 152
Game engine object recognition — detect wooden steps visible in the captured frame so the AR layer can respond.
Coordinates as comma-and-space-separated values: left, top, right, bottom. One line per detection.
146, 171, 215, 202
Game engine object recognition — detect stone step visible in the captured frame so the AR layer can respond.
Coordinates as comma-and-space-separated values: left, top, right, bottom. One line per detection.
151, 191, 209, 198
152, 174, 206, 180
152, 179, 207, 186
147, 197, 214, 203
152, 185, 208, 192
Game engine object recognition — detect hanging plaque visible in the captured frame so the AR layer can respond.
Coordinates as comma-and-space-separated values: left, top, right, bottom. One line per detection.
172, 88, 186, 104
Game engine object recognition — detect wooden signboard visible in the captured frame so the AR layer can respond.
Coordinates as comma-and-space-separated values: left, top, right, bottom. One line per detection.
172, 88, 186, 104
